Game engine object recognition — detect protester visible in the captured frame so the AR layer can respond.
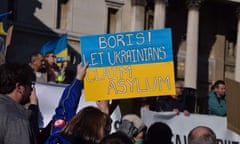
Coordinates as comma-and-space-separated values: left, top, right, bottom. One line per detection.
188, 126, 217, 144
208, 80, 226, 116
44, 51, 61, 83
29, 52, 48, 83
0, 63, 37, 144
146, 122, 173, 144
100, 131, 134, 144
115, 114, 147, 144
45, 106, 112, 144
44, 63, 112, 144
149, 80, 190, 116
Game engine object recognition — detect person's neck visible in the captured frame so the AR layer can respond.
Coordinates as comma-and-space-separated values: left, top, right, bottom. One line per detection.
6, 93, 20, 103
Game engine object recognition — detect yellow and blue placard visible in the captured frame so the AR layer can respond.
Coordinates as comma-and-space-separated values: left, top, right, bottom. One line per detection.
80, 28, 175, 101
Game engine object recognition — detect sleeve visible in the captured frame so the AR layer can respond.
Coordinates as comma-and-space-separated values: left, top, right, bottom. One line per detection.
50, 78, 83, 134
44, 133, 65, 144
28, 104, 40, 137
5, 119, 34, 144
150, 96, 172, 112
160, 96, 173, 111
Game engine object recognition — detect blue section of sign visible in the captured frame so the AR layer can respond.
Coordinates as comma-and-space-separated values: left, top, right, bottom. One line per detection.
80, 28, 173, 68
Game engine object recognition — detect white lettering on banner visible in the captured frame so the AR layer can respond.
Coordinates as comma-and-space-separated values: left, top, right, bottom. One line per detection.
141, 109, 240, 144
106, 47, 167, 65
82, 46, 167, 67
98, 32, 146, 49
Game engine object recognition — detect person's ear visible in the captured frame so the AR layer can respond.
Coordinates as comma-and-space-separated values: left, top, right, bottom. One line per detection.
16, 83, 24, 94
16, 83, 21, 89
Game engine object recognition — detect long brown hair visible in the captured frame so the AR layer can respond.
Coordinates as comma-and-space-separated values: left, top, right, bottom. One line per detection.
61, 106, 112, 144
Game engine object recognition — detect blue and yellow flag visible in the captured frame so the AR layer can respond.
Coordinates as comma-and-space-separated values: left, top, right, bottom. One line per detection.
0, 11, 11, 35
40, 34, 68, 82
40, 33, 68, 59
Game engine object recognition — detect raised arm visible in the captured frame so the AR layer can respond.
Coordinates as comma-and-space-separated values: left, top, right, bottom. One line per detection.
51, 63, 88, 134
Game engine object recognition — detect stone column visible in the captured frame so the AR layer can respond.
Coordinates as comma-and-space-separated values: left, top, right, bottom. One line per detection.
235, 7, 240, 82
184, 0, 202, 89
131, 0, 146, 30
153, 0, 166, 29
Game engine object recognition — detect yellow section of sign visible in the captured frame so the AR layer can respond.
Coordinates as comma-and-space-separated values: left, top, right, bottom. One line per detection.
84, 62, 175, 101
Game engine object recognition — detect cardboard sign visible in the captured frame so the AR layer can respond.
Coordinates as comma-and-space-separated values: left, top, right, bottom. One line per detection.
80, 28, 175, 101
225, 78, 240, 135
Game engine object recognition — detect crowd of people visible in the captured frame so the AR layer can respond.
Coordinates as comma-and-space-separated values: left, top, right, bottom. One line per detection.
28, 51, 64, 84
0, 50, 227, 144
0, 46, 227, 144
28, 50, 227, 117
142, 79, 226, 118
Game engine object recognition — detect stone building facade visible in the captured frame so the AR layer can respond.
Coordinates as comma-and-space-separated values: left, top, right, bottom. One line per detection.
1, 0, 240, 113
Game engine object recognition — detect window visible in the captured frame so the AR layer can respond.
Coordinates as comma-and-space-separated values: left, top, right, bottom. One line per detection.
105, 0, 124, 33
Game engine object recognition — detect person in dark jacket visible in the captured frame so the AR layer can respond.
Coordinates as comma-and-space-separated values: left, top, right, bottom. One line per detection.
0, 63, 37, 144
149, 80, 190, 116
44, 63, 112, 144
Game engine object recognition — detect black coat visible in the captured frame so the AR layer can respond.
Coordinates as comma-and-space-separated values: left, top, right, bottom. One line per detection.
149, 95, 187, 112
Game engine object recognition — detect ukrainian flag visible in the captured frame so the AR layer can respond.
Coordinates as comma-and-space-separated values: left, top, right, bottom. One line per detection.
40, 33, 68, 60
0, 11, 12, 35
40, 34, 68, 82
